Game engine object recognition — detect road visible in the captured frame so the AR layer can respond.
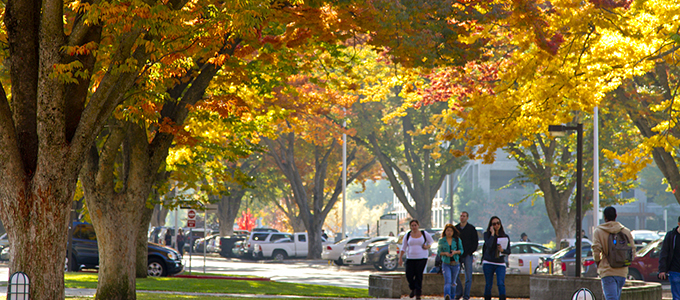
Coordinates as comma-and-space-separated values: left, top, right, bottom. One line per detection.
0, 254, 393, 289
180, 254, 390, 289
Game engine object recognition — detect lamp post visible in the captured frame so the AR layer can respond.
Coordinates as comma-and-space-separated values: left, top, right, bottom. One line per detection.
549, 123, 583, 277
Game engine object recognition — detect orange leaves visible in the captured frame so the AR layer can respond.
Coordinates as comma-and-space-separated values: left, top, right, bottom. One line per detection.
157, 117, 199, 147
504, 0, 565, 55
588, 0, 632, 9
190, 96, 251, 119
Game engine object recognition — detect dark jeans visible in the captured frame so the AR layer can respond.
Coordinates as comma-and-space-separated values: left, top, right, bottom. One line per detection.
456, 255, 474, 300
177, 242, 185, 255
405, 258, 428, 293
483, 263, 506, 296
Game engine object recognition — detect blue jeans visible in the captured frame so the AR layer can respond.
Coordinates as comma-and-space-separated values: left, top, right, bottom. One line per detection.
601, 276, 625, 300
483, 263, 506, 296
456, 255, 473, 300
668, 272, 680, 300
442, 263, 460, 299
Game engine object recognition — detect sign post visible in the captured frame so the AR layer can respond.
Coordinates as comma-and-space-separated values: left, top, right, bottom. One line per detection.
186, 209, 196, 273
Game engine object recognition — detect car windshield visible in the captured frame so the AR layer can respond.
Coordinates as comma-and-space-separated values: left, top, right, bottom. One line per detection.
633, 231, 659, 241
636, 238, 663, 257
551, 247, 573, 259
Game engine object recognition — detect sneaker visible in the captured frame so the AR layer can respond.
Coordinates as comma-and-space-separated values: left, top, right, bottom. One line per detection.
445, 296, 451, 300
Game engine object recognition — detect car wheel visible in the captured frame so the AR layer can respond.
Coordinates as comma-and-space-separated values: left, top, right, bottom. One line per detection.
148, 258, 166, 277
627, 268, 643, 280
379, 253, 398, 271
273, 250, 286, 262
334, 259, 344, 266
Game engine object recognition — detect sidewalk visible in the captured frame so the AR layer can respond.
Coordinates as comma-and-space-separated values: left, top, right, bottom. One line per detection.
0, 286, 526, 299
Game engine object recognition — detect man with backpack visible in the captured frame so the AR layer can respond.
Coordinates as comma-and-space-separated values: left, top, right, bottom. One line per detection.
592, 206, 636, 300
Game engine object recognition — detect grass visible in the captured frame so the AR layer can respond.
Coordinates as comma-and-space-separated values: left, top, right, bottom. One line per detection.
63, 273, 368, 298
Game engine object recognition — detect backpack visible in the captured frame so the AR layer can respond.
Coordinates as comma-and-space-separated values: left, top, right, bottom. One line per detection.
406, 230, 427, 247
607, 230, 633, 268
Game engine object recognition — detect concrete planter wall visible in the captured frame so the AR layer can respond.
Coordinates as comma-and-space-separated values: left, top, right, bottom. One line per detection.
530, 276, 662, 300
369, 272, 662, 299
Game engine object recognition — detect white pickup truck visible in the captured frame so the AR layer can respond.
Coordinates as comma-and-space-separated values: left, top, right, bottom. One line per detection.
506, 242, 554, 274
252, 232, 311, 260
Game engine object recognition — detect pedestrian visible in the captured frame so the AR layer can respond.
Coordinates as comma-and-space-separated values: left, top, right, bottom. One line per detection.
177, 229, 185, 255
398, 219, 434, 300
455, 211, 479, 300
164, 229, 172, 247
482, 216, 510, 300
658, 216, 680, 299
592, 206, 635, 300
519, 233, 530, 242
439, 224, 463, 300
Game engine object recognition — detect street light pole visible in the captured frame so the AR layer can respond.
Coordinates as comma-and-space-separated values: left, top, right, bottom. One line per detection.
549, 123, 583, 278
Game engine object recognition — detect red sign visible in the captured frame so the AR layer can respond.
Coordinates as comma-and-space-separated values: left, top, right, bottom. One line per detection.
187, 220, 196, 228
187, 209, 196, 220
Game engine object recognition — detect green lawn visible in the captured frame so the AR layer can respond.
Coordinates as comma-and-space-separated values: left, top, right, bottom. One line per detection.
63, 273, 368, 298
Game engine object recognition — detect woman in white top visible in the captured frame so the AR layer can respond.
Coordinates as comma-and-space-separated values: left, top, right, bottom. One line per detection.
398, 220, 434, 300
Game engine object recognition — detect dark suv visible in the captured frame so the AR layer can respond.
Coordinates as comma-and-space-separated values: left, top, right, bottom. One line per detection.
69, 222, 184, 277
364, 237, 399, 271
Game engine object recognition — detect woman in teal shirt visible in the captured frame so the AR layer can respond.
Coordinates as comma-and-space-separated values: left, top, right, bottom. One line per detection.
438, 223, 463, 300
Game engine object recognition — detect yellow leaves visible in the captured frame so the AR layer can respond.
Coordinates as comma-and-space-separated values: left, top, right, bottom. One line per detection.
50, 61, 88, 84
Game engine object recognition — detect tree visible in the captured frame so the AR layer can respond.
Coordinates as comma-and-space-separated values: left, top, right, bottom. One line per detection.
0, 0, 188, 296
265, 123, 379, 258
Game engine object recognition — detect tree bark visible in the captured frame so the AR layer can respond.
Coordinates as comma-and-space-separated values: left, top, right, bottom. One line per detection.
137, 205, 155, 278
216, 194, 242, 236
81, 121, 153, 300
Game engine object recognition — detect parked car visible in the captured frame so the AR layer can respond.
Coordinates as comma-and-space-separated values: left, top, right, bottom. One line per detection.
0, 233, 9, 249
364, 237, 399, 271
252, 232, 329, 260
559, 238, 593, 249
247, 232, 311, 259
193, 234, 221, 253
322, 237, 368, 265
341, 236, 391, 266
69, 222, 183, 277
0, 246, 9, 261
552, 245, 597, 278
506, 242, 554, 274
631, 230, 660, 250
229, 240, 248, 258
628, 237, 663, 281
535, 246, 573, 275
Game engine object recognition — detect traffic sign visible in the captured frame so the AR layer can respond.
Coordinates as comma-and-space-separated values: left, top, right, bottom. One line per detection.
187, 220, 196, 228
187, 209, 196, 220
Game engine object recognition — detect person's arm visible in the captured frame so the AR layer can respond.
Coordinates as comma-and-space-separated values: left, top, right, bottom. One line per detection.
471, 226, 479, 252
399, 233, 408, 265
592, 229, 602, 266
458, 238, 464, 256
658, 234, 672, 278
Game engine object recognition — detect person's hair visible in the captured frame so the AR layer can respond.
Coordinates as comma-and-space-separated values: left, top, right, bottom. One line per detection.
442, 223, 460, 239
521, 232, 527, 238
409, 219, 419, 226
486, 216, 506, 236
603, 206, 617, 222
460, 211, 469, 218
677, 216, 680, 223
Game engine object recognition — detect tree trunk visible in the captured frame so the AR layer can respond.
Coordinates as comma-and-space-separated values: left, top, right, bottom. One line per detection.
137, 205, 154, 278
1, 179, 73, 300
87, 194, 139, 300
216, 194, 241, 236
80, 122, 152, 300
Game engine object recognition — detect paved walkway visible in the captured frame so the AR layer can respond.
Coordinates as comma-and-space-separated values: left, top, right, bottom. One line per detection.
0, 285, 531, 299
